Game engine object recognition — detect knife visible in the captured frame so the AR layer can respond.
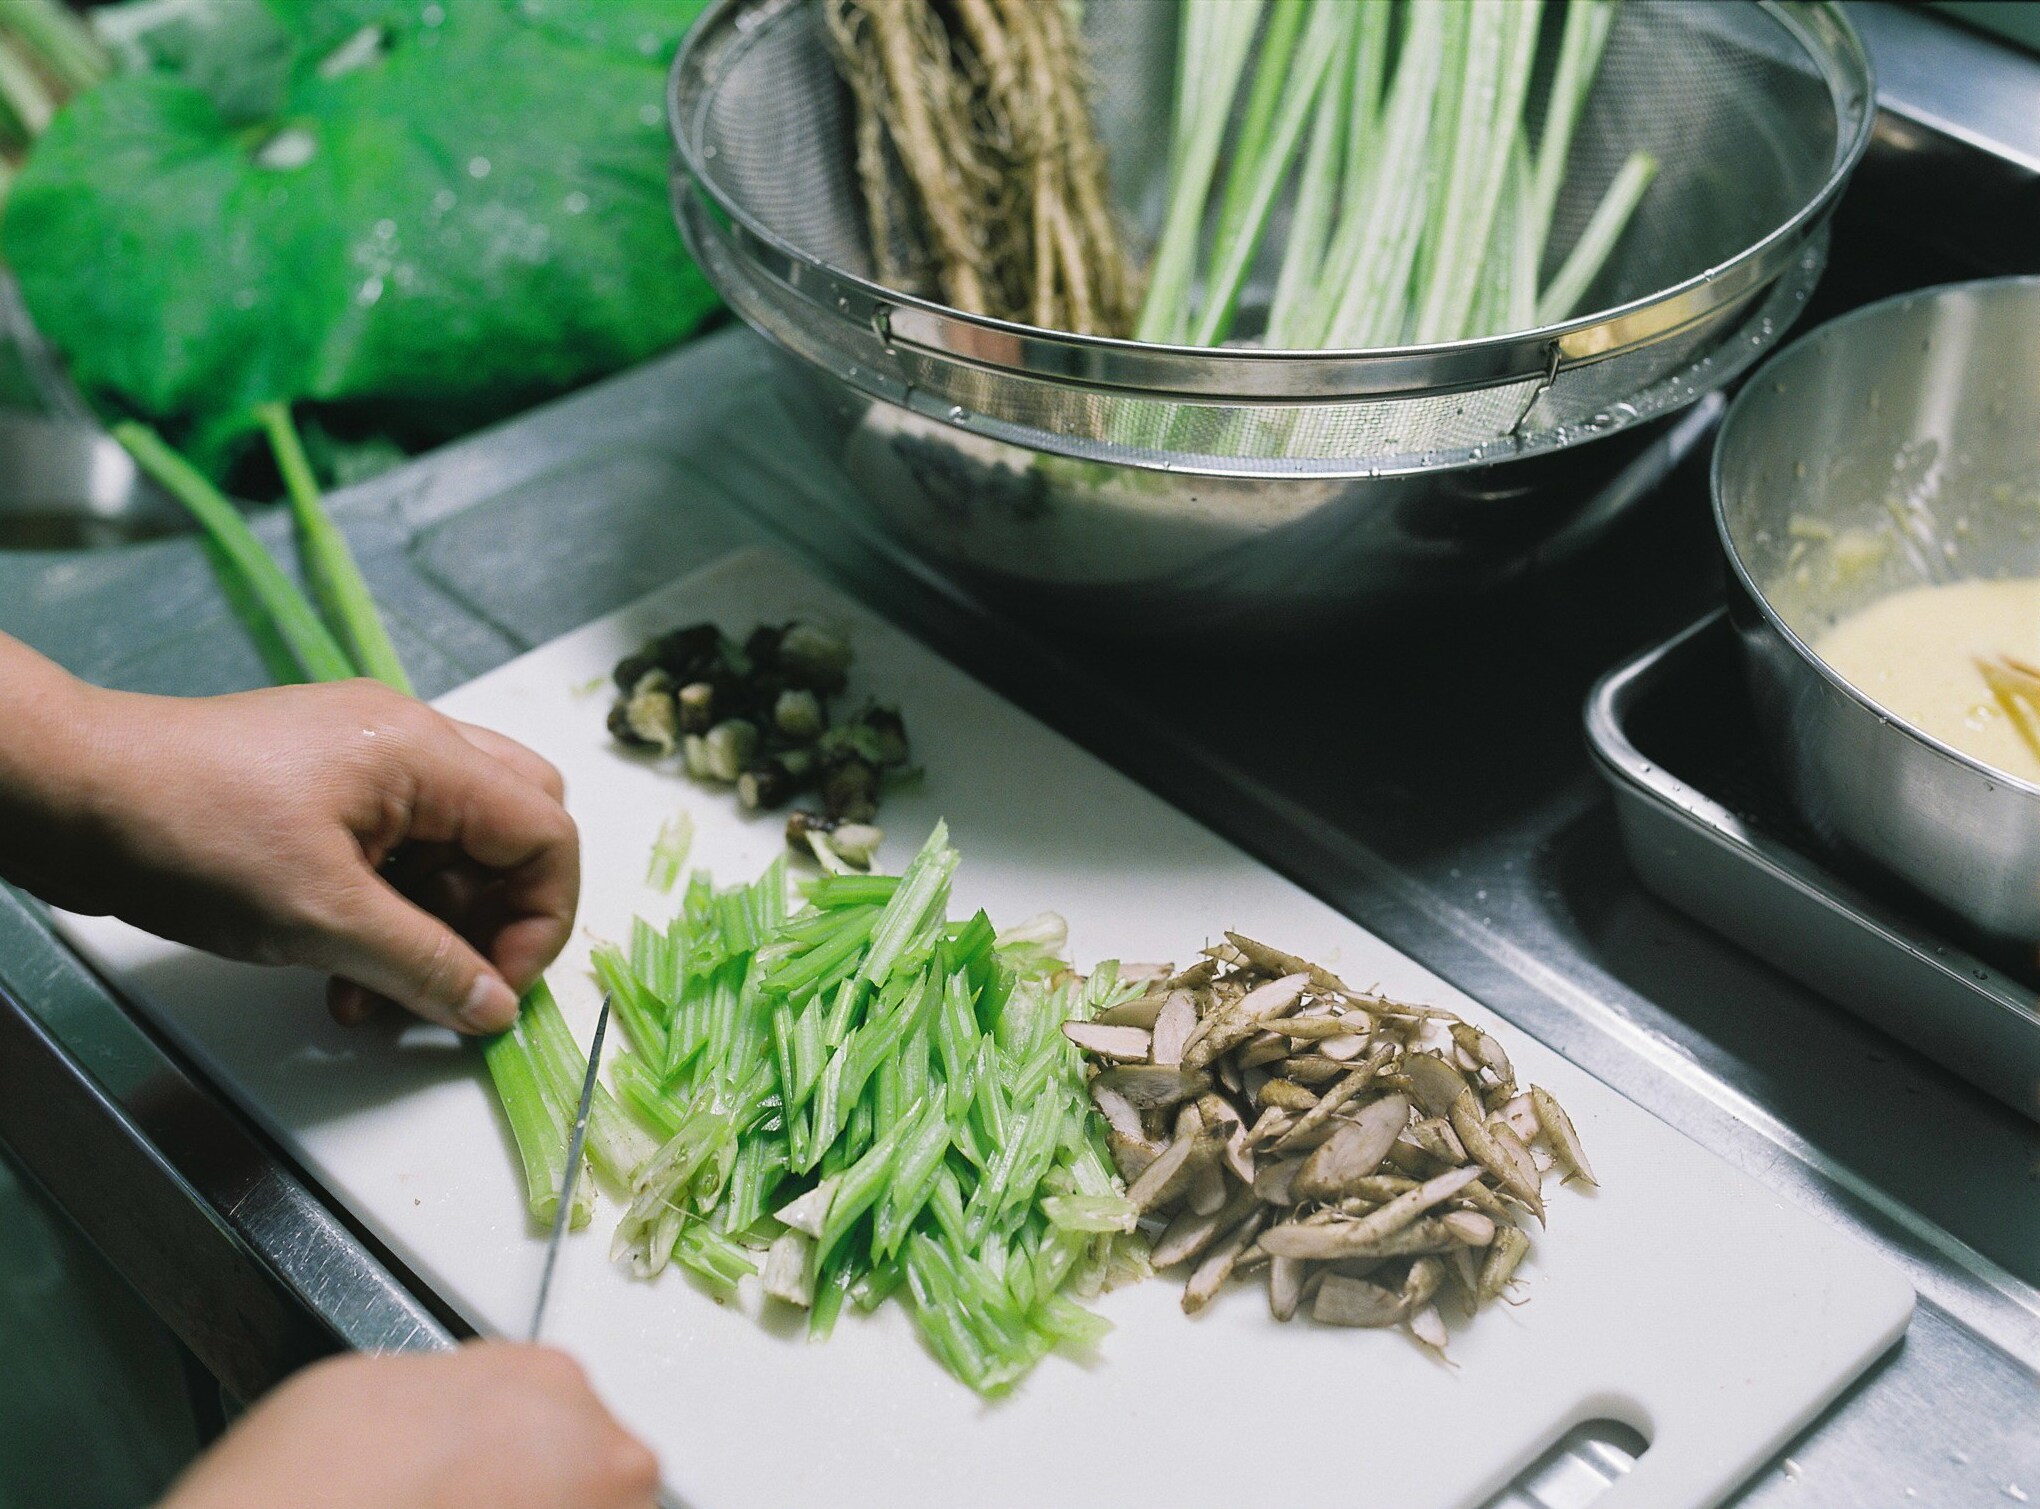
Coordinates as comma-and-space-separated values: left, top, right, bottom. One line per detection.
526, 991, 611, 1343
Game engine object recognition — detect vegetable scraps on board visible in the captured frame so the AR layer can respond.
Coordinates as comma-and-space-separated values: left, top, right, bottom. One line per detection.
1071, 931, 1592, 1353
3, 0, 722, 482
608, 620, 915, 871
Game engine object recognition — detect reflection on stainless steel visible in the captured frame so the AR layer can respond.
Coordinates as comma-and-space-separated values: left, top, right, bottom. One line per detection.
0, 893, 453, 1401
687, 181, 1813, 625
1715, 276, 2040, 942
670, 0, 1870, 615
1588, 611, 2040, 1124
0, 410, 189, 551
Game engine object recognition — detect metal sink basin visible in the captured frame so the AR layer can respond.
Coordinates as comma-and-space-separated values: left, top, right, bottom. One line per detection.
0, 410, 188, 551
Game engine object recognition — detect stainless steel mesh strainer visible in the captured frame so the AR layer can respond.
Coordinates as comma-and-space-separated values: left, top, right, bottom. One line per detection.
671, 0, 1871, 475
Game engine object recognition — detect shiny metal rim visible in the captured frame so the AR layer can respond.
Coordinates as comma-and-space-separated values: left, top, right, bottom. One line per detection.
669, 0, 1874, 402
682, 178, 1827, 480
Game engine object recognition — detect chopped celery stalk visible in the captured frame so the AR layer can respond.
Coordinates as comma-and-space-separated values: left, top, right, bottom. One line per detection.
254, 400, 413, 694
481, 1008, 588, 1229
1536, 149, 1657, 324
673, 1222, 757, 1292
644, 809, 695, 894
1042, 1193, 1140, 1234
112, 421, 355, 684
557, 822, 1142, 1395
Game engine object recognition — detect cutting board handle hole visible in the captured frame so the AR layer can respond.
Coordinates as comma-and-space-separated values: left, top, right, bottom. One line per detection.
1479, 1412, 1651, 1509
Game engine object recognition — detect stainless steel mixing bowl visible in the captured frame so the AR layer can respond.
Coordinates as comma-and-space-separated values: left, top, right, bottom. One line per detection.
669, 0, 1874, 627
1714, 277, 2040, 943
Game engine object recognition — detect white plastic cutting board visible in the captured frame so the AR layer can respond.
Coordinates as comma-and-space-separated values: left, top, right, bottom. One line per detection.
59, 548, 1911, 1509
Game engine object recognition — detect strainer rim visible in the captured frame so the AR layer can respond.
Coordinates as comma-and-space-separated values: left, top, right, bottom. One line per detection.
669, 0, 1872, 396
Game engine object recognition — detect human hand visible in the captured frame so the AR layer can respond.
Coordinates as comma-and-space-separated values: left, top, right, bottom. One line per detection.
0, 643, 576, 1034
156, 1343, 659, 1509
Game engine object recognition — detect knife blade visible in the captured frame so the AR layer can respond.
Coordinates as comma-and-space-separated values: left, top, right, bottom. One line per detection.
527, 990, 611, 1343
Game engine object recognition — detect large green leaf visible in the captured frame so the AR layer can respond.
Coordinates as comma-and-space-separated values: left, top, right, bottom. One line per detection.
4, 0, 718, 472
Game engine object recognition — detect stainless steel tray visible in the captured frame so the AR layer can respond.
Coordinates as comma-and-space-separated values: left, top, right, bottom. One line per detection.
1586, 610, 2040, 1124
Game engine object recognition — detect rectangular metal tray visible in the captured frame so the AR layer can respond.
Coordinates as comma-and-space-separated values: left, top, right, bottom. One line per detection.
1586, 611, 2040, 1124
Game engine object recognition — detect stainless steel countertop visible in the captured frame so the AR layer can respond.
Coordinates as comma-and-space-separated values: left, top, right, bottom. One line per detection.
2, 5, 2036, 1504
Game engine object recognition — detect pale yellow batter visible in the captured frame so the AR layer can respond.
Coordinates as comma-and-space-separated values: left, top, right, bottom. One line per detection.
1812, 577, 2040, 784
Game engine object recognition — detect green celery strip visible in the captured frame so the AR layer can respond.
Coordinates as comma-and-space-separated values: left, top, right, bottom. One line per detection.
1340, 0, 1394, 215
1506, 133, 1540, 333
644, 810, 695, 895
113, 422, 355, 683
1536, 149, 1658, 323
255, 401, 413, 693
1134, 0, 1267, 343
1191, 0, 1350, 347
0, 0, 109, 93
518, 979, 656, 1190
1264, 14, 1353, 348
198, 535, 305, 686
1412, 0, 1542, 344
804, 873, 901, 908
1314, 2, 1446, 346
1529, 0, 1617, 258
482, 1018, 569, 1226
1208, 0, 1307, 267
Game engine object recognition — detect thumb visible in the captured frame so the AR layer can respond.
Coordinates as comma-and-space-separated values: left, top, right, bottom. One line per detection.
313, 877, 521, 1034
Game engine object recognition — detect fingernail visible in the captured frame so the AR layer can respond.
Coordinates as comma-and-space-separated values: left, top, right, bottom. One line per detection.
457, 975, 519, 1034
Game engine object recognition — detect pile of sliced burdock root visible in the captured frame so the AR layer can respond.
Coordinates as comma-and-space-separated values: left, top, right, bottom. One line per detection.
1068, 933, 1594, 1354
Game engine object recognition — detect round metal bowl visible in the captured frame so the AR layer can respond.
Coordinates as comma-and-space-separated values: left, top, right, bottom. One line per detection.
1714, 277, 2040, 943
669, 0, 1873, 627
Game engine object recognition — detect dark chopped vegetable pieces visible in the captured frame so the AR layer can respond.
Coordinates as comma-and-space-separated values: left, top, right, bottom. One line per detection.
607, 619, 914, 862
